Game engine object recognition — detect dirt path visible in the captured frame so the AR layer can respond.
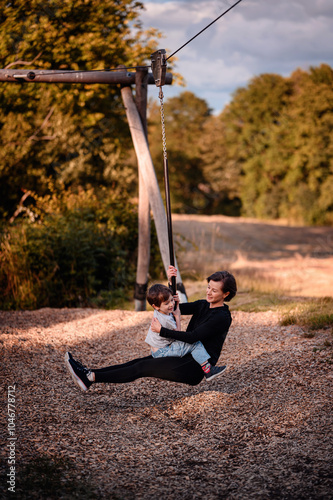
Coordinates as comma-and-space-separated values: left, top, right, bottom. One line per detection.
1, 308, 332, 499
173, 215, 333, 297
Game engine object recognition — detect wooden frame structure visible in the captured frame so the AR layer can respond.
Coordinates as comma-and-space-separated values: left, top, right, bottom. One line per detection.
0, 66, 186, 310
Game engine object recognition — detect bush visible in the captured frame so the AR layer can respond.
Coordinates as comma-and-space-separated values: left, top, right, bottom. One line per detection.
0, 186, 154, 309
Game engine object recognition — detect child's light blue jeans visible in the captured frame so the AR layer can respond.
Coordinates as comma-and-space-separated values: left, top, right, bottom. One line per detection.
152, 340, 210, 365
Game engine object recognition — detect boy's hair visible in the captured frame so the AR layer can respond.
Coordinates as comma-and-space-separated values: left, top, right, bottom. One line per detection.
206, 271, 237, 302
147, 284, 172, 308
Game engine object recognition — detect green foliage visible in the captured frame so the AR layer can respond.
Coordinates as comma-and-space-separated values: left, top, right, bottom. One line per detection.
198, 115, 242, 215
0, 0, 162, 219
0, 186, 142, 309
220, 64, 333, 224
148, 91, 214, 213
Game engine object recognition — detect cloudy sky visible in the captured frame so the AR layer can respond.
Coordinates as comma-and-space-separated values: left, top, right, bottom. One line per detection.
140, 0, 333, 113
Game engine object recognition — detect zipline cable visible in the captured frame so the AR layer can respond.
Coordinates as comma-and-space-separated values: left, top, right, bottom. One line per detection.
13, 0, 245, 78
166, 0, 245, 61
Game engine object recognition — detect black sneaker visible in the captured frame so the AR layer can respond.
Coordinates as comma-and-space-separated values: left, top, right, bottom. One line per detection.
204, 365, 227, 381
64, 352, 93, 391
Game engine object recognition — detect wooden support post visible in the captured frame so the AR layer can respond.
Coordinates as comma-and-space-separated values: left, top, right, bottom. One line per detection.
120, 84, 186, 298
134, 68, 150, 311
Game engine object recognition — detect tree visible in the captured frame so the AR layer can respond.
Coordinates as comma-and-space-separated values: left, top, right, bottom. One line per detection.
148, 91, 212, 213
221, 73, 294, 219
0, 0, 161, 219
219, 65, 333, 224
279, 65, 333, 224
198, 115, 242, 215
0, 185, 142, 309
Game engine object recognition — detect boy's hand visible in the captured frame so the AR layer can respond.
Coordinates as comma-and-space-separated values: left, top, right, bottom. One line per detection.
167, 265, 177, 282
173, 294, 180, 317
151, 317, 162, 333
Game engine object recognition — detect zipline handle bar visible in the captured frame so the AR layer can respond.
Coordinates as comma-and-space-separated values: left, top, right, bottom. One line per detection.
151, 49, 176, 295
163, 154, 176, 295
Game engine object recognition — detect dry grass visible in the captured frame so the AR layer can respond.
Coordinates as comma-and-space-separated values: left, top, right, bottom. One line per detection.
183, 273, 333, 332
172, 214, 333, 332
173, 214, 333, 298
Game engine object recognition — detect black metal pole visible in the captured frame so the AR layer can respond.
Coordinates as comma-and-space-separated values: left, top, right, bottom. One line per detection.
163, 155, 176, 295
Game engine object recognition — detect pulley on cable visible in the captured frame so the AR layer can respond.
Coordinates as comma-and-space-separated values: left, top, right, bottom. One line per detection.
151, 49, 177, 296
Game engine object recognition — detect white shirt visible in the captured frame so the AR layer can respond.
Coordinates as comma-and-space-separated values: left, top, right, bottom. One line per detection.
145, 309, 177, 350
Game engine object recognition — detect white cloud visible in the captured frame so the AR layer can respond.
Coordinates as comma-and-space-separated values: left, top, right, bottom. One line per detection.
141, 0, 333, 112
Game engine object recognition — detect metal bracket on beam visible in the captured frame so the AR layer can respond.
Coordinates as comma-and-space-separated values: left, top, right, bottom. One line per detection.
13, 72, 35, 81
151, 49, 167, 87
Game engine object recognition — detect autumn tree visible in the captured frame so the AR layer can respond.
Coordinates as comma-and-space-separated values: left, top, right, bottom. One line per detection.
220, 65, 333, 224
148, 91, 212, 213
198, 115, 242, 215
0, 0, 161, 219
220, 73, 293, 219
278, 65, 333, 224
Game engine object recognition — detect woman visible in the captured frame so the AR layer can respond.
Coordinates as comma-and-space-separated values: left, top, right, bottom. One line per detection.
65, 266, 237, 391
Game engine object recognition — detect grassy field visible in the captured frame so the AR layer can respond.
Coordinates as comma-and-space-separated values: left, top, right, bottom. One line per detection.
172, 215, 333, 332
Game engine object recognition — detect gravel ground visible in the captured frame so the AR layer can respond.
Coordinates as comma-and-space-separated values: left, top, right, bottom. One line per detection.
1, 307, 332, 499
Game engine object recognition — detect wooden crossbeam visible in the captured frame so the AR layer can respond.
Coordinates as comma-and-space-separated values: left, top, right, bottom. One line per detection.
0, 69, 172, 85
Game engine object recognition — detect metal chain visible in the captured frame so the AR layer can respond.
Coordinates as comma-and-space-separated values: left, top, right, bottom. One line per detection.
159, 88, 168, 161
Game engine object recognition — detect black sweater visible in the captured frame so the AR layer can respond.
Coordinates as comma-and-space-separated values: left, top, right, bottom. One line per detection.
160, 300, 232, 365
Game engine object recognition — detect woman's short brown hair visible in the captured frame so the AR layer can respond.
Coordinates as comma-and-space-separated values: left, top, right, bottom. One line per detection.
206, 271, 237, 301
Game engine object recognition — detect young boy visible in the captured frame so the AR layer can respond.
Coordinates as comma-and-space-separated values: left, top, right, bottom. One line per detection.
145, 284, 226, 381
